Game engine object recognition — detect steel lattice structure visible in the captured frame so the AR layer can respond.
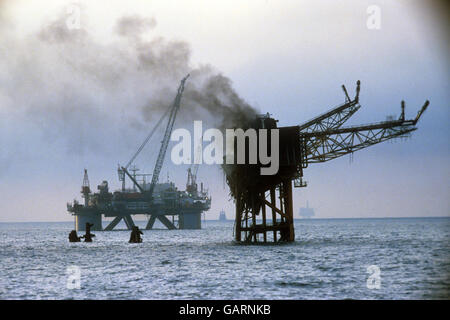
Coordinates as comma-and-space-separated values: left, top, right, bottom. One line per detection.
228, 81, 429, 243
298, 81, 361, 133
302, 120, 416, 163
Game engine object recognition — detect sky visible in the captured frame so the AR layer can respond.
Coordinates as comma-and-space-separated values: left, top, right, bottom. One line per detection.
0, 0, 448, 222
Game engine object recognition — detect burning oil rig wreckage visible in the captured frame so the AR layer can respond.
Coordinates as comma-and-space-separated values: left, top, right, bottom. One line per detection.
67, 75, 211, 231
223, 80, 429, 243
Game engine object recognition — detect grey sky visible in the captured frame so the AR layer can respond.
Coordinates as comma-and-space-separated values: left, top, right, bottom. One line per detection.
0, 0, 448, 221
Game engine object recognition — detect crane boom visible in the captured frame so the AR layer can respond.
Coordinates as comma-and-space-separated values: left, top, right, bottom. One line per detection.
124, 107, 171, 170
117, 107, 171, 190
147, 74, 190, 198
119, 75, 189, 197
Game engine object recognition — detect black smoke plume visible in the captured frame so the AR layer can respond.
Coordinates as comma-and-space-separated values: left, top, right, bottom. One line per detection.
0, 9, 258, 163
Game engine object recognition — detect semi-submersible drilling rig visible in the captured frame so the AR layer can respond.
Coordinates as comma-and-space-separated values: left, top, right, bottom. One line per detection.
67, 75, 211, 231
223, 81, 429, 243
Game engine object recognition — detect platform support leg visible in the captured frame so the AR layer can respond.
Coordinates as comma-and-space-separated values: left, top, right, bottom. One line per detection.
104, 216, 122, 231
234, 180, 295, 243
145, 215, 157, 230
261, 191, 267, 243
270, 187, 277, 242
235, 193, 242, 242
123, 214, 135, 230
283, 179, 295, 242
157, 215, 177, 230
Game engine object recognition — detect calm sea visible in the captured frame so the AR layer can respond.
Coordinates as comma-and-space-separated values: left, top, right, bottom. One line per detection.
0, 218, 448, 299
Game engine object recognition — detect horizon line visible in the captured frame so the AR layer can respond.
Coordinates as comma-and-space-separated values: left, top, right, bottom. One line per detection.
0, 216, 449, 224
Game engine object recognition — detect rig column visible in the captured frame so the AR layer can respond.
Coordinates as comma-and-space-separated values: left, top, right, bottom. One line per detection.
283, 179, 295, 242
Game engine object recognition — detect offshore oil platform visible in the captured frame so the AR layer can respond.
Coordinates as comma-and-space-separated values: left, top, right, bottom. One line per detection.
67, 75, 211, 231
299, 201, 315, 219
219, 210, 227, 221
224, 80, 429, 243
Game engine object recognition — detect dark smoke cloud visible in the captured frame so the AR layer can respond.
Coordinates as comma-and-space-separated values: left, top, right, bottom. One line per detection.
183, 71, 258, 129
0, 9, 258, 165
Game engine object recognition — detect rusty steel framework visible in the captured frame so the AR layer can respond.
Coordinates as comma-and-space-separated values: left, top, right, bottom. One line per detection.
230, 81, 429, 243
234, 179, 296, 243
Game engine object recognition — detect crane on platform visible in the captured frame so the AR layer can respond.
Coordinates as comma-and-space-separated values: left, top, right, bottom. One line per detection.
107, 74, 190, 230
227, 81, 429, 243
118, 106, 172, 191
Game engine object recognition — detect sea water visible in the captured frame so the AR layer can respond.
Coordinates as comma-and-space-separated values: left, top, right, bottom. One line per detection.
0, 218, 448, 299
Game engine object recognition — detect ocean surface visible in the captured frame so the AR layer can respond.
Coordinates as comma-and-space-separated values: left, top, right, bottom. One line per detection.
0, 218, 449, 300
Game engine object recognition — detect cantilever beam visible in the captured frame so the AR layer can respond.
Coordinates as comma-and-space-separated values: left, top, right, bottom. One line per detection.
301, 100, 429, 163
